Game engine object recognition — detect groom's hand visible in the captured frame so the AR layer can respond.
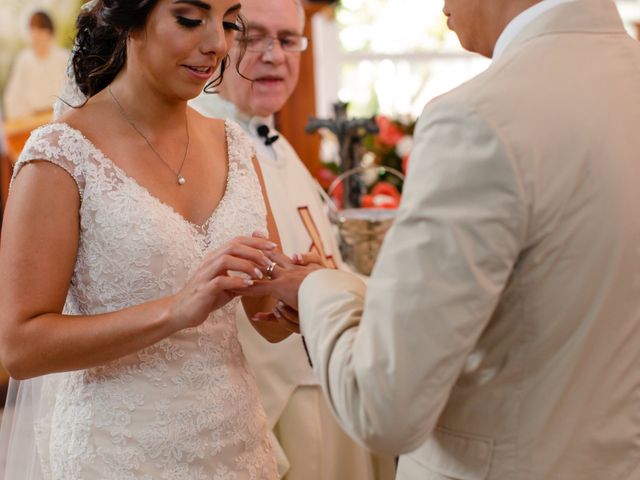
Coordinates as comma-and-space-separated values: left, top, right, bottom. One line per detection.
237, 250, 323, 310
251, 301, 300, 334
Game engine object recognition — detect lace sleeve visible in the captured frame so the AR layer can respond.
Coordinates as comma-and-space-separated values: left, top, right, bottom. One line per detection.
224, 120, 257, 167
12, 123, 87, 201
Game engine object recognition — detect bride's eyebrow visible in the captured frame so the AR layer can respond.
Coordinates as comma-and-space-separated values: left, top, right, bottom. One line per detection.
171, 1, 242, 15
172, 0, 211, 11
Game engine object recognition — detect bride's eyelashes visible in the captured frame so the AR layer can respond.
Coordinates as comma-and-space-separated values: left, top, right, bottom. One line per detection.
223, 21, 241, 32
176, 15, 202, 28
175, 16, 241, 32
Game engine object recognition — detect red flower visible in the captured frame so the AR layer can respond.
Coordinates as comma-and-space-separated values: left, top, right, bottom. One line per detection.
315, 167, 337, 190
361, 193, 399, 209
402, 154, 410, 174
330, 182, 343, 210
376, 116, 404, 146
371, 181, 401, 201
362, 182, 401, 210
360, 194, 375, 208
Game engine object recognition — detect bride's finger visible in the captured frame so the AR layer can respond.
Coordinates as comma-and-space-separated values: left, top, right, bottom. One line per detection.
230, 279, 274, 297
206, 244, 273, 271
203, 255, 268, 281
205, 274, 255, 293
206, 237, 277, 263
232, 236, 278, 251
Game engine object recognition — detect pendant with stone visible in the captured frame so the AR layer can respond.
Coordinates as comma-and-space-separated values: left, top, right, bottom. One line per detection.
177, 175, 186, 186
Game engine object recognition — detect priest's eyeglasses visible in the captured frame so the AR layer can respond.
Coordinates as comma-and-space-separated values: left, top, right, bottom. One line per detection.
243, 34, 309, 53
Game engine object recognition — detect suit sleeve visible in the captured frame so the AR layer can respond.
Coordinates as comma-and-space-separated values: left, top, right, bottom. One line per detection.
299, 100, 529, 455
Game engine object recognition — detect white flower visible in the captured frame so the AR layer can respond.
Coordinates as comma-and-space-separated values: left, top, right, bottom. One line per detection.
395, 135, 414, 157
319, 131, 340, 165
360, 153, 379, 187
373, 194, 396, 207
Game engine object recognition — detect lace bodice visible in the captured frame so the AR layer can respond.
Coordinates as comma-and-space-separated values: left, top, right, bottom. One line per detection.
13, 121, 278, 480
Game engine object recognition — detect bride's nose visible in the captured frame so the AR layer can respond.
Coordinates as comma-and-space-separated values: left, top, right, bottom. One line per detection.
200, 22, 229, 58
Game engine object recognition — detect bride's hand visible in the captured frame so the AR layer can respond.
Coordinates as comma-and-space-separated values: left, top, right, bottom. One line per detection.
168, 236, 276, 330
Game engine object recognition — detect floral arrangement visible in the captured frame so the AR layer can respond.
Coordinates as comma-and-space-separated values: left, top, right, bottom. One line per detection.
316, 114, 416, 210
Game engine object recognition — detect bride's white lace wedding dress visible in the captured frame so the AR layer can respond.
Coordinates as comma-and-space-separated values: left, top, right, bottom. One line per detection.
3, 120, 278, 480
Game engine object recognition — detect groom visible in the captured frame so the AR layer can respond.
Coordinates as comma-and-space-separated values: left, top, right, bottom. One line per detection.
290, 0, 640, 478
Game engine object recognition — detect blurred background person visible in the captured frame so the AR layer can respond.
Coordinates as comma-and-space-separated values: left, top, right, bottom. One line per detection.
190, 0, 395, 479
3, 10, 69, 121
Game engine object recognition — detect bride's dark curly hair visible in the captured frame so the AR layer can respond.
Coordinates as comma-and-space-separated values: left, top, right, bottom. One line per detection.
72, 0, 245, 98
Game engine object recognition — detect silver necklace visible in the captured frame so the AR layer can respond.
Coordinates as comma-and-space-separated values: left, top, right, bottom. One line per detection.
108, 86, 189, 186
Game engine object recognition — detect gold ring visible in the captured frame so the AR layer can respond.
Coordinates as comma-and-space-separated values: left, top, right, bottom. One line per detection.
266, 261, 276, 278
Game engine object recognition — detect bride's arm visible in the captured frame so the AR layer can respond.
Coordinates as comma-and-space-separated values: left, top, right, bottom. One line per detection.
0, 161, 272, 379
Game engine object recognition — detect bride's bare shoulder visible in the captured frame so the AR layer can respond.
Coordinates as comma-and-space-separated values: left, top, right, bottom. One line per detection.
188, 107, 227, 142
54, 93, 112, 135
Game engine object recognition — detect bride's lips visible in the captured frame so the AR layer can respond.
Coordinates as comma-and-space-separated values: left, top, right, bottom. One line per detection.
183, 65, 213, 80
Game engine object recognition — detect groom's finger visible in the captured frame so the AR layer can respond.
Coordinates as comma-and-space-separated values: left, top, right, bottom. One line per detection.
264, 250, 295, 269
292, 252, 324, 267
251, 311, 277, 322
251, 311, 301, 334
274, 301, 299, 325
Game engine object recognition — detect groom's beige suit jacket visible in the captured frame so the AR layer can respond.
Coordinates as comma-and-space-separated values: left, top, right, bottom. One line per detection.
299, 1, 640, 478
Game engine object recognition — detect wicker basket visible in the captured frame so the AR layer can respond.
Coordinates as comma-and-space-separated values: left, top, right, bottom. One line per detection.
323, 166, 404, 275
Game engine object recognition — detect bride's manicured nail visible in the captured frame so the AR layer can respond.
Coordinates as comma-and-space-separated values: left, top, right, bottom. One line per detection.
273, 308, 282, 319
243, 279, 254, 286
254, 268, 264, 279
253, 231, 267, 238
266, 242, 278, 250
292, 254, 301, 263
262, 257, 273, 268
277, 301, 285, 308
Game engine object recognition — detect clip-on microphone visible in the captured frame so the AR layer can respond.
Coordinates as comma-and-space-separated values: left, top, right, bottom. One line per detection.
257, 124, 280, 146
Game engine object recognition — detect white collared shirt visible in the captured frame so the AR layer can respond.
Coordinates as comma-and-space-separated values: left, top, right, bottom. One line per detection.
189, 93, 280, 161
493, 0, 575, 62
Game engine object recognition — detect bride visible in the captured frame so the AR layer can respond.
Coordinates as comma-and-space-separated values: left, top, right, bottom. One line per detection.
0, 0, 298, 478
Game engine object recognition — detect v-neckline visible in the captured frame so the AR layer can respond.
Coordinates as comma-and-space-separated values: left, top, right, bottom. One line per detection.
53, 120, 233, 233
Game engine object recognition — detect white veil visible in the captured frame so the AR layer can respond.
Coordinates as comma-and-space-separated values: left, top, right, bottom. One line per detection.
52, 65, 87, 120
0, 4, 93, 479
0, 374, 64, 480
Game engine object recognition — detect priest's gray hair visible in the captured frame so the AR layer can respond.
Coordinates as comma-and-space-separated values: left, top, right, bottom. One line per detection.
293, 0, 306, 31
